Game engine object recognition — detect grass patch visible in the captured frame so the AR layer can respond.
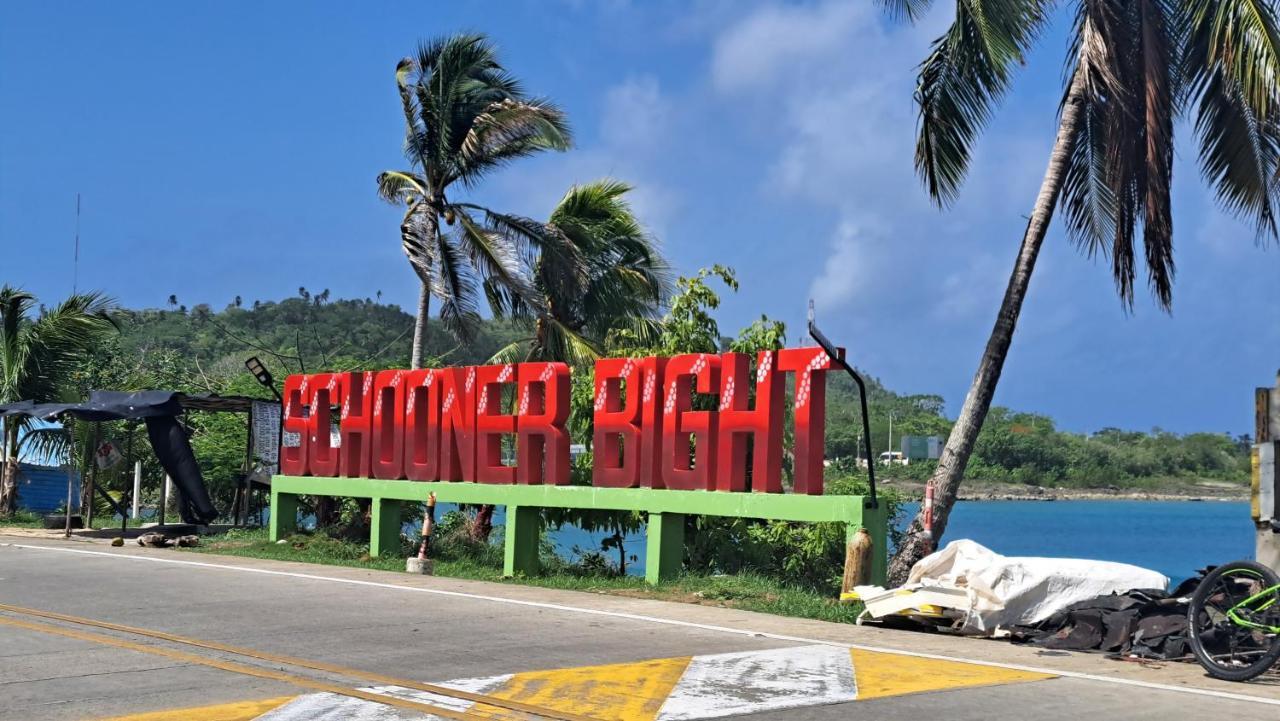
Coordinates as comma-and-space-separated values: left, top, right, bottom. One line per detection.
186, 527, 863, 624
0, 511, 44, 528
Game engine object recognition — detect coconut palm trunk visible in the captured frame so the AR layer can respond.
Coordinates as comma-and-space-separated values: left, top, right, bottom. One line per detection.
0, 420, 18, 514
888, 69, 1087, 584
411, 281, 431, 370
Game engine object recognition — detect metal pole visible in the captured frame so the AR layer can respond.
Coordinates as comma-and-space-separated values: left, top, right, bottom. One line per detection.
132, 461, 142, 519
808, 306, 877, 508
241, 407, 254, 526
159, 474, 169, 527
86, 422, 100, 530
64, 431, 75, 538
888, 412, 894, 465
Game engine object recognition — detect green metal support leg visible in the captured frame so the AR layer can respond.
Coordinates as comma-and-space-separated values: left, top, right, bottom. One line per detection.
645, 511, 685, 585
270, 491, 298, 542
504, 505, 540, 577
852, 501, 889, 586
369, 497, 401, 558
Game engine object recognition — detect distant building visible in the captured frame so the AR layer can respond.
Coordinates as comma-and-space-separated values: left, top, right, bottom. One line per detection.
900, 435, 943, 461
15, 463, 80, 513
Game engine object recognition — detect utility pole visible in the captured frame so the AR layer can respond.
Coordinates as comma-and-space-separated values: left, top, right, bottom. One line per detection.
887, 411, 895, 465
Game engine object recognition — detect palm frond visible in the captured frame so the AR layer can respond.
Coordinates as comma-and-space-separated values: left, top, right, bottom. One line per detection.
1059, 0, 1177, 309
487, 338, 535, 365
914, 0, 1052, 205
430, 232, 482, 343
376, 171, 429, 206
16, 426, 71, 464
452, 207, 544, 314
535, 318, 603, 366
454, 98, 572, 186
399, 203, 438, 284
1184, 0, 1280, 243
879, 0, 938, 21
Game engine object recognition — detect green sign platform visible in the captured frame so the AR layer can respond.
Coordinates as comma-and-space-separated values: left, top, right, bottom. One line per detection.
270, 475, 888, 585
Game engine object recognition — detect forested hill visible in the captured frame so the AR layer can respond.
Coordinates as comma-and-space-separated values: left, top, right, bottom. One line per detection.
108, 293, 1251, 493
116, 294, 526, 374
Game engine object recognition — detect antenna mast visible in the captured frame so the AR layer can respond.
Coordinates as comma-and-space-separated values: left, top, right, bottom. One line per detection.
72, 193, 81, 294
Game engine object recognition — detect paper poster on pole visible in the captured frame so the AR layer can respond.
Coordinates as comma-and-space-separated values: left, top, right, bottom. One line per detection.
251, 400, 282, 472
95, 440, 123, 470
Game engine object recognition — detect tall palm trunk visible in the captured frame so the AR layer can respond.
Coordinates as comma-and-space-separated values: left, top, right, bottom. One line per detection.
887, 69, 1088, 585
409, 208, 439, 371
0, 421, 17, 515
410, 282, 431, 370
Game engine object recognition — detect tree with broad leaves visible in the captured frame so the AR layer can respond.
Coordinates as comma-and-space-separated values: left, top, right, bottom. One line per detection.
490, 179, 673, 365
882, 0, 1280, 583
377, 33, 572, 369
0, 287, 119, 514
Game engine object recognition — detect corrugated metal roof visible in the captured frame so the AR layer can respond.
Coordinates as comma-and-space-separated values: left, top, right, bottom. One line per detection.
15, 463, 80, 513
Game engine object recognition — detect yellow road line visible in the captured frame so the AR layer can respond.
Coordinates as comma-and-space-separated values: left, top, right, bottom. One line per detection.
849, 648, 1054, 700
0, 615, 489, 721
86, 696, 295, 721
0, 603, 593, 721
473, 656, 693, 721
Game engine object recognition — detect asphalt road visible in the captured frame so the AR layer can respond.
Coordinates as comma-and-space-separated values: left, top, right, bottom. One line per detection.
1, 540, 1277, 721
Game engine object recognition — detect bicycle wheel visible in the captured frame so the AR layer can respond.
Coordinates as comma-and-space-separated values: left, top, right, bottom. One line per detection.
1186, 560, 1280, 682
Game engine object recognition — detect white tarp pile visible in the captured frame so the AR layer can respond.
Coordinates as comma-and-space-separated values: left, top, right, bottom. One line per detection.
858, 540, 1169, 633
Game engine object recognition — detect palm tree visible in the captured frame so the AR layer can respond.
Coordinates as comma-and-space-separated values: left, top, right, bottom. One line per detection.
0, 287, 118, 514
377, 33, 572, 369
883, 0, 1280, 582
491, 179, 673, 364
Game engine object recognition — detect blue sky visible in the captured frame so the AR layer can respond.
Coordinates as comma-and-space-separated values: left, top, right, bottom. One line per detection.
1, 1, 1276, 435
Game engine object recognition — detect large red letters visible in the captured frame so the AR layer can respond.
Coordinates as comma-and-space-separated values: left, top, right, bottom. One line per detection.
475, 364, 518, 485
279, 374, 310, 476
278, 347, 837, 492
402, 369, 441, 481
306, 373, 343, 477
339, 371, 373, 479
777, 347, 835, 495
370, 370, 406, 479
716, 351, 784, 492
592, 358, 643, 488
661, 353, 721, 491
517, 362, 569, 486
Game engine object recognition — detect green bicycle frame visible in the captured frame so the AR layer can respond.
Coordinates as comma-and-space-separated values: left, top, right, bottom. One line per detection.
1226, 580, 1280, 633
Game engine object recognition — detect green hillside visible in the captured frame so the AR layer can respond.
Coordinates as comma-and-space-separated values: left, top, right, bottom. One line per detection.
66, 291, 1248, 516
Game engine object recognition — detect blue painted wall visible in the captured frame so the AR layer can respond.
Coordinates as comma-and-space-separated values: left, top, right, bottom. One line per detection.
15, 463, 79, 513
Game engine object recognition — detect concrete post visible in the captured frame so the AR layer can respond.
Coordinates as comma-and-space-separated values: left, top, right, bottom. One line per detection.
503, 506, 540, 577
369, 498, 401, 558
855, 501, 890, 586
270, 491, 298, 541
1255, 371, 1280, 572
645, 512, 685, 585
158, 474, 170, 526
131, 461, 142, 520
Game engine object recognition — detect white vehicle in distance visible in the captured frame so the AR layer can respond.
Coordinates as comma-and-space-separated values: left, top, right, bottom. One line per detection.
878, 451, 908, 466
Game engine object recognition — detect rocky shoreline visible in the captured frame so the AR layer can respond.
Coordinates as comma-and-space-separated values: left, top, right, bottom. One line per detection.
881, 480, 1248, 503
952, 491, 1245, 502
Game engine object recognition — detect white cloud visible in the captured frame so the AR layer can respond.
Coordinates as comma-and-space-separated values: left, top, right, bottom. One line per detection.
601, 75, 668, 150
711, 2, 875, 93
808, 221, 874, 309
488, 74, 679, 237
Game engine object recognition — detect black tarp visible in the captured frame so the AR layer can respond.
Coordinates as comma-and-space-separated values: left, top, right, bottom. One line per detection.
145, 415, 217, 524
0, 390, 183, 422
1, 390, 219, 524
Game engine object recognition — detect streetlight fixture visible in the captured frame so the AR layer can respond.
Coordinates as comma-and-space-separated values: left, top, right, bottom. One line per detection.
244, 356, 282, 402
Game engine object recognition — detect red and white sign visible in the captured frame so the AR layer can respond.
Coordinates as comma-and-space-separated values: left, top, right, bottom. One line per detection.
280, 347, 839, 494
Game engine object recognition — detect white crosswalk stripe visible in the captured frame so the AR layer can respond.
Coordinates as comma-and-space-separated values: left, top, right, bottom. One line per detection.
656, 645, 857, 720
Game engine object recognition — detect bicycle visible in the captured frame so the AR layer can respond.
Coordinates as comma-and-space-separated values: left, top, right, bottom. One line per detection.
1186, 560, 1280, 682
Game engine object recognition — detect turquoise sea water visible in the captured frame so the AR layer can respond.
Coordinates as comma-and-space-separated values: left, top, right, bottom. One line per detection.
537, 499, 1253, 585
